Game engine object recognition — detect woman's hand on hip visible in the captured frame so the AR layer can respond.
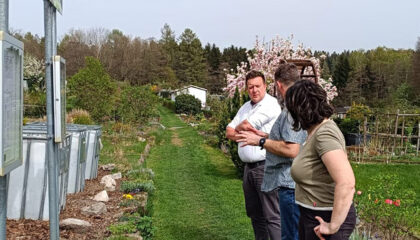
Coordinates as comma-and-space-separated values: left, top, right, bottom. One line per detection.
313, 216, 339, 240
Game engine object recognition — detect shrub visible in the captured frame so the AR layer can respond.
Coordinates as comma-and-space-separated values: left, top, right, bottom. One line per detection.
338, 118, 360, 135
175, 94, 201, 115
66, 109, 94, 125
136, 216, 155, 240
346, 102, 372, 122
108, 222, 137, 235
120, 180, 155, 194
67, 57, 117, 121
118, 85, 159, 123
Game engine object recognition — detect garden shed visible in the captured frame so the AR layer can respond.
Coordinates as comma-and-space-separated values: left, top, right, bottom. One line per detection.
171, 85, 207, 108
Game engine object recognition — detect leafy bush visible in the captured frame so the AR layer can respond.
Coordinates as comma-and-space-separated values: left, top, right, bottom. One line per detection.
67, 109, 94, 125
338, 118, 360, 135
118, 85, 159, 123
136, 216, 155, 240
108, 222, 137, 235
346, 102, 372, 122
67, 57, 117, 121
121, 180, 155, 194
175, 94, 201, 115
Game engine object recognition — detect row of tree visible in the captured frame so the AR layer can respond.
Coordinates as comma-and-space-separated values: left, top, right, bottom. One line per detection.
16, 25, 420, 108
315, 45, 419, 109
17, 24, 247, 94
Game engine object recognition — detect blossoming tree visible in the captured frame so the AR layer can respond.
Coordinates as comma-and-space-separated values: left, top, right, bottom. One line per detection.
224, 36, 338, 102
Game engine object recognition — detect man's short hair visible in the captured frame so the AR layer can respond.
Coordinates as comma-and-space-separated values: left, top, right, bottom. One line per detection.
274, 63, 300, 86
245, 70, 266, 85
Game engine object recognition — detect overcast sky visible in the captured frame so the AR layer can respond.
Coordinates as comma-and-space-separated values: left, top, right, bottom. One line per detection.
8, 0, 420, 53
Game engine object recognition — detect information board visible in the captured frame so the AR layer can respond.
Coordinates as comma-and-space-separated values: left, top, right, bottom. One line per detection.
0, 31, 23, 176
52, 56, 66, 143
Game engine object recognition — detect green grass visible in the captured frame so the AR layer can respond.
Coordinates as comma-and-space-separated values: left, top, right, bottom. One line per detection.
352, 162, 420, 234
353, 163, 420, 205
146, 107, 253, 240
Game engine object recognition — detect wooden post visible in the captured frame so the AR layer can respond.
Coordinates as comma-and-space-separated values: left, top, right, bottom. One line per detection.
391, 110, 399, 162
400, 112, 405, 156
363, 116, 367, 162
417, 123, 420, 156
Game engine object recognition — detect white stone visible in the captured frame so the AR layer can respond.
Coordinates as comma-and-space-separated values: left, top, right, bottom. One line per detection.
93, 190, 109, 202
60, 218, 91, 232
111, 172, 122, 180
101, 163, 115, 171
101, 175, 117, 191
81, 202, 107, 216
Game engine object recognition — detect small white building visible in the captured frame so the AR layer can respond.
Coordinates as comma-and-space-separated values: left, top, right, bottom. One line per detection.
171, 85, 207, 108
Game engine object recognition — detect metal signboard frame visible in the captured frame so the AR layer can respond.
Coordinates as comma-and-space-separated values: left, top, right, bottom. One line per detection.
52, 56, 66, 143
0, 31, 23, 176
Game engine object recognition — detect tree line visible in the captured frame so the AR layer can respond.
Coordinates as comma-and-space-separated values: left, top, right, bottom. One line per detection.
16, 25, 420, 109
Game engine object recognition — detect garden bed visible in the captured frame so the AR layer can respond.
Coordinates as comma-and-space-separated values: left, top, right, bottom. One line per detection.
6, 168, 124, 240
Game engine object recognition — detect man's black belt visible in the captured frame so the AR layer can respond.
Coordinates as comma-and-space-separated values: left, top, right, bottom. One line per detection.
245, 160, 265, 169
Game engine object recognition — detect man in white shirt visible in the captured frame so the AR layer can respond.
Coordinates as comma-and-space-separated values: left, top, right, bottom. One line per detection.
226, 70, 282, 240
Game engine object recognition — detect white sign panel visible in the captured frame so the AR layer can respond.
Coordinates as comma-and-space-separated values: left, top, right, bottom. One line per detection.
52, 56, 66, 143
49, 0, 63, 14
0, 31, 23, 176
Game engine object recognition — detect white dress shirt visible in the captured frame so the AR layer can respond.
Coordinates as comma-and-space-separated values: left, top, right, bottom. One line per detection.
227, 93, 281, 163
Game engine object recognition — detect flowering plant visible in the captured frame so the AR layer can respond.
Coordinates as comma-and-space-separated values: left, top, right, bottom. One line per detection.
354, 174, 419, 240
224, 35, 338, 101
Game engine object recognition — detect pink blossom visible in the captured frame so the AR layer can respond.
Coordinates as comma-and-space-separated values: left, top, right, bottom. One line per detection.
224, 35, 338, 101
357, 191, 362, 195
394, 199, 401, 207
385, 199, 393, 205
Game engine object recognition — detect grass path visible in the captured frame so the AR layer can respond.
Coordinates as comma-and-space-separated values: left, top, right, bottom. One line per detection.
146, 107, 253, 240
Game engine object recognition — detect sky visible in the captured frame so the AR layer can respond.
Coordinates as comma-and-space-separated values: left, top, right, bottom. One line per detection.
8, 0, 420, 53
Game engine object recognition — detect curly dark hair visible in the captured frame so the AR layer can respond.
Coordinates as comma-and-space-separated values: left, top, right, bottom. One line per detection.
285, 80, 334, 130
245, 70, 266, 85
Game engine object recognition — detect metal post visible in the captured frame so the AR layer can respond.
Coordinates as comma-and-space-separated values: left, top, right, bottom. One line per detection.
0, 1, 8, 239
44, 0, 59, 239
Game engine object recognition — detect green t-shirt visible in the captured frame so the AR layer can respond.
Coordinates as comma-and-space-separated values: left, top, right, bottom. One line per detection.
291, 120, 346, 210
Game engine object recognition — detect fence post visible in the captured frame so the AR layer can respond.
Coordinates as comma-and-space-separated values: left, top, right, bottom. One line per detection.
417, 123, 420, 156
391, 109, 399, 163
400, 112, 405, 156
363, 116, 367, 162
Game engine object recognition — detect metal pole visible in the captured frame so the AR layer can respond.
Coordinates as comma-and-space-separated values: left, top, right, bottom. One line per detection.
44, 0, 59, 239
0, 1, 8, 239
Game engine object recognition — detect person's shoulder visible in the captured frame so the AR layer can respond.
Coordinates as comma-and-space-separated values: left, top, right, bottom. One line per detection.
263, 93, 278, 103
316, 120, 342, 138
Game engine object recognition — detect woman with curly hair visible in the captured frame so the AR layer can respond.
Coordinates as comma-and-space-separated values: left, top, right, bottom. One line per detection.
286, 80, 356, 240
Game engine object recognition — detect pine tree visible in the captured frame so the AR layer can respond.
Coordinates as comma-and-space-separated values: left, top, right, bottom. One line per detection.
175, 28, 208, 87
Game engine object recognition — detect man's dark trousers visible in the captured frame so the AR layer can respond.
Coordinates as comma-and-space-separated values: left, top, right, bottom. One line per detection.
243, 161, 282, 240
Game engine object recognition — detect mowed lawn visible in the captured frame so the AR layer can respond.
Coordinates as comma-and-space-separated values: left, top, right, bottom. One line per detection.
146, 106, 420, 239
146, 107, 253, 240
